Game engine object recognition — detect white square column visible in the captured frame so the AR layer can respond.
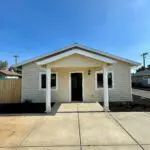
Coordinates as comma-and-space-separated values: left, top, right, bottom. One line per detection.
103, 64, 109, 111
45, 67, 51, 113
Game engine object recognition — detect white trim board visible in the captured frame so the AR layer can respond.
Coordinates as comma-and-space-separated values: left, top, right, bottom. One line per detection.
14, 43, 140, 67
69, 71, 84, 102
37, 49, 117, 66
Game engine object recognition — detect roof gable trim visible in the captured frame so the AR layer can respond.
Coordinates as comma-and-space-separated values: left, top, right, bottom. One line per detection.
36, 49, 117, 66
14, 43, 140, 67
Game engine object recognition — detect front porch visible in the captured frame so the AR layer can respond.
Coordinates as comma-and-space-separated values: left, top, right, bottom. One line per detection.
36, 49, 117, 112
41, 65, 111, 113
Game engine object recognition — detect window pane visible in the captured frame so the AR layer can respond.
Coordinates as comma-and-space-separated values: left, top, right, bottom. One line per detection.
108, 72, 112, 88
41, 73, 57, 89
41, 74, 46, 89
97, 73, 103, 88
96, 72, 113, 89
51, 73, 56, 88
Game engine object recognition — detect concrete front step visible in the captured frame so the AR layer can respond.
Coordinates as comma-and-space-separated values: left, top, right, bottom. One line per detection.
55, 102, 103, 113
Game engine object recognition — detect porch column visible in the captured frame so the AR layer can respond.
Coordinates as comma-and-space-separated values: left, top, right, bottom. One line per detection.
46, 66, 51, 113
103, 64, 109, 111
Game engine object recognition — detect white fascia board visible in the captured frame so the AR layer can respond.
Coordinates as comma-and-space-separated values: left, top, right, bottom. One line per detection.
36, 49, 117, 66
13, 44, 76, 67
77, 44, 140, 66
14, 43, 140, 67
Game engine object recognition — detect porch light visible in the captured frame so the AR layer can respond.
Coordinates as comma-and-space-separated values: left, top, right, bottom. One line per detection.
88, 70, 91, 75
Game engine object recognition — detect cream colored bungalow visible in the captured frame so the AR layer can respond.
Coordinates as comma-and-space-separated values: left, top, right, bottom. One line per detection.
15, 44, 140, 112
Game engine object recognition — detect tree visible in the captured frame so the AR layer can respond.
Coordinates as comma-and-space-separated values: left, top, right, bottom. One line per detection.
0, 61, 8, 69
136, 66, 145, 72
136, 64, 150, 72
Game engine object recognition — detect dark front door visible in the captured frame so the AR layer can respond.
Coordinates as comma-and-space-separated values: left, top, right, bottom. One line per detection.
71, 73, 83, 101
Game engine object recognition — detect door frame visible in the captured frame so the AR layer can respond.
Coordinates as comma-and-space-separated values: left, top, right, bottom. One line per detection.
69, 71, 84, 102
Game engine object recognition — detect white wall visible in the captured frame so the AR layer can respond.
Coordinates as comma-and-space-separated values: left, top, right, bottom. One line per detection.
21, 54, 132, 103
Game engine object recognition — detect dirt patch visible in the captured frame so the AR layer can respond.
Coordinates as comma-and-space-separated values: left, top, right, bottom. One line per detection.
100, 95, 150, 112
0, 103, 55, 114
132, 87, 150, 91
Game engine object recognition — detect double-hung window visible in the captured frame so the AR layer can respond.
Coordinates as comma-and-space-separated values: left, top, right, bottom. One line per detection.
40, 72, 57, 90
96, 71, 113, 89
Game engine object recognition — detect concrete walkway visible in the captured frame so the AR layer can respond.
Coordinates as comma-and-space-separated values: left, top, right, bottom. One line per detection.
57, 102, 104, 113
0, 103, 150, 150
132, 89, 150, 99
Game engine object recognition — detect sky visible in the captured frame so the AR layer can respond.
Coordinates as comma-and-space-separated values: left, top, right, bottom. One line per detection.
0, 0, 150, 71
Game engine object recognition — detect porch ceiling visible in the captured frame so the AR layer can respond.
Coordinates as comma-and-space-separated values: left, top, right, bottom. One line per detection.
48, 54, 109, 68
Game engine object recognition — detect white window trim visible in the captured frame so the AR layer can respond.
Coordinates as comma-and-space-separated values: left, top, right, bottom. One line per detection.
39, 72, 58, 91
95, 70, 114, 90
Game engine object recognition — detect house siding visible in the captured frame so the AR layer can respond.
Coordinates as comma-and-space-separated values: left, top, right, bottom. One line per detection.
132, 75, 150, 87
22, 56, 132, 103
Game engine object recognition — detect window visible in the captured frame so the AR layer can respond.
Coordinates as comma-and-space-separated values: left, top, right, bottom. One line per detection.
97, 73, 103, 88
96, 71, 113, 89
108, 72, 112, 88
41, 74, 46, 89
40, 72, 57, 90
51, 73, 56, 88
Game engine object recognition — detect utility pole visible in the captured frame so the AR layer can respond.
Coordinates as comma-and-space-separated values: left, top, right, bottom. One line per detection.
141, 52, 148, 68
13, 55, 19, 65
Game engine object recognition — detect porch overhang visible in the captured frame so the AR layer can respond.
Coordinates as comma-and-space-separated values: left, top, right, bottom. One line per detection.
39, 48, 115, 113
36, 49, 117, 66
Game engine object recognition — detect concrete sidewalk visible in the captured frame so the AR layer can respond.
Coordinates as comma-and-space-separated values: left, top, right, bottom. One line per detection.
0, 103, 149, 150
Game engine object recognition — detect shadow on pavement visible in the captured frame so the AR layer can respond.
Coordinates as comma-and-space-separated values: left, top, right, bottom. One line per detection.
1, 94, 150, 115
0, 103, 55, 115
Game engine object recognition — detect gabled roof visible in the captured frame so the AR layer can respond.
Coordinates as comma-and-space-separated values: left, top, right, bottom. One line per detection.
37, 48, 117, 66
14, 43, 140, 67
0, 70, 21, 76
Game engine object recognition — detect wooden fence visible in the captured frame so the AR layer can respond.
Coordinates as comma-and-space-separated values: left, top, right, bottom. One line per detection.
0, 79, 21, 103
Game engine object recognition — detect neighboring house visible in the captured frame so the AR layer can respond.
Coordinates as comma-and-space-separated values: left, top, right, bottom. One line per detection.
0, 70, 21, 80
14, 44, 140, 112
132, 70, 150, 87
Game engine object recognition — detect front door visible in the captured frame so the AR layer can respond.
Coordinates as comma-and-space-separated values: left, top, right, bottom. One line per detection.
71, 73, 83, 101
